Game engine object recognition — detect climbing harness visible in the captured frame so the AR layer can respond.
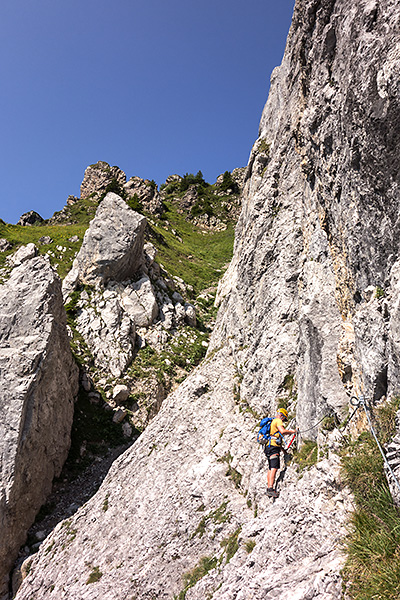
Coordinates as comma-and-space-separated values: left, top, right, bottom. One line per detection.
349, 395, 400, 498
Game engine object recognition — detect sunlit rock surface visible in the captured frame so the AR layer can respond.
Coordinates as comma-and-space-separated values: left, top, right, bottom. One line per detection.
14, 0, 400, 598
0, 257, 78, 598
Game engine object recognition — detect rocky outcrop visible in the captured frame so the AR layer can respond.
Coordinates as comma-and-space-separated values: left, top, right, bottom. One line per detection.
0, 239, 12, 252
80, 162, 163, 214
215, 167, 246, 193
63, 194, 196, 380
80, 161, 126, 200
179, 185, 198, 210
124, 176, 162, 214
73, 274, 161, 378
231, 166, 246, 191
0, 256, 78, 598
62, 193, 147, 298
16, 211, 44, 226
12, 0, 400, 598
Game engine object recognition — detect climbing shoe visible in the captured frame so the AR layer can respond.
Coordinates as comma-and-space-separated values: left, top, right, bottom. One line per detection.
266, 488, 279, 498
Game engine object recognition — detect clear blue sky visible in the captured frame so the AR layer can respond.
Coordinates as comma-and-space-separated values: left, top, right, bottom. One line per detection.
0, 0, 295, 224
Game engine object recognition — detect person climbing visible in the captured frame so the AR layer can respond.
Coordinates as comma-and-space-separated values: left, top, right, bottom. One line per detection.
264, 408, 297, 498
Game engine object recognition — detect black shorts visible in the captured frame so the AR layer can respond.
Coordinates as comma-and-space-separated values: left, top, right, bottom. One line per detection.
264, 445, 281, 469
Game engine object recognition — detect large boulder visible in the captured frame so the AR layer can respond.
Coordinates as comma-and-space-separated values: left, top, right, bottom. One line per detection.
0, 256, 78, 598
70, 274, 165, 377
62, 193, 147, 298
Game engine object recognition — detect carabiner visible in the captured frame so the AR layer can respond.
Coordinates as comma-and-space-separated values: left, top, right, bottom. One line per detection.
350, 395, 364, 407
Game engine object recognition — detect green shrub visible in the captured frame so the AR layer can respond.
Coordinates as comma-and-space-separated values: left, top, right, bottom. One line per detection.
99, 178, 127, 201
219, 171, 238, 193
180, 171, 207, 192
126, 193, 143, 213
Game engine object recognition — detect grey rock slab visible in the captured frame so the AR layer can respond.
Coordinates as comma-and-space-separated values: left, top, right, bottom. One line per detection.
0, 256, 78, 598
8, 243, 38, 267
119, 275, 159, 327
112, 384, 130, 404
14, 349, 351, 600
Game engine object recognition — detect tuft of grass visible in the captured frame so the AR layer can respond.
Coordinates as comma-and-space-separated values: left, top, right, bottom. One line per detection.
220, 527, 241, 563
258, 138, 270, 156
341, 398, 400, 600
292, 440, 318, 471
245, 539, 256, 554
102, 494, 110, 512
217, 453, 243, 489
375, 397, 400, 445
321, 414, 336, 431
176, 556, 218, 600
191, 501, 231, 539
86, 566, 103, 584
280, 373, 297, 398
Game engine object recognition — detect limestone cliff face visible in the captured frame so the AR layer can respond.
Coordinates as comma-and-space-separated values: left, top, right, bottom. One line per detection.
216, 0, 400, 433
13, 1, 400, 599
0, 256, 78, 599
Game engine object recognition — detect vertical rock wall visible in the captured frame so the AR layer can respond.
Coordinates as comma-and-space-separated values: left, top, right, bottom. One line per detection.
0, 257, 78, 598
215, 0, 400, 433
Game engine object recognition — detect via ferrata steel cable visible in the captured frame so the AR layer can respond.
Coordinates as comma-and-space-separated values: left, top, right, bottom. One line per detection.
351, 395, 400, 498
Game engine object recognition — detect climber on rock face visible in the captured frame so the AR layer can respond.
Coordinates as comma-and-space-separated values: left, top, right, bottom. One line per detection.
265, 408, 297, 498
